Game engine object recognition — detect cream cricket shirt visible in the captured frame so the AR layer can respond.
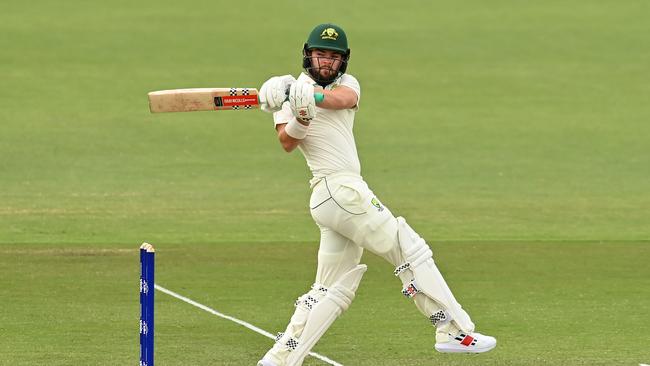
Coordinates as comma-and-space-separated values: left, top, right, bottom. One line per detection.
274, 73, 362, 186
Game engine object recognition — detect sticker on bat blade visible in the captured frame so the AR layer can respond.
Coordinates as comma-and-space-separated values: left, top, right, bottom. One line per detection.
223, 95, 258, 106
214, 95, 258, 110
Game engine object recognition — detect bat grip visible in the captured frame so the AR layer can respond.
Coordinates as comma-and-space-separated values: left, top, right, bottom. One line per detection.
281, 89, 325, 104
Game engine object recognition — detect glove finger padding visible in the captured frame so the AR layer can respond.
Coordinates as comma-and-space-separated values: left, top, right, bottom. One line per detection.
260, 76, 279, 112
260, 75, 296, 113
272, 75, 295, 107
289, 81, 316, 121
277, 75, 295, 94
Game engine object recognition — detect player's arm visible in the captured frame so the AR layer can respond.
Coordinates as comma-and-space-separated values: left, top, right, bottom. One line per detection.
273, 84, 313, 153
276, 122, 306, 152
271, 81, 315, 153
259, 75, 307, 153
315, 85, 358, 110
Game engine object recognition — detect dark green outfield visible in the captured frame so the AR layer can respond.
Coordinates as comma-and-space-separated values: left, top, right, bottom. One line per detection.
1, 0, 648, 364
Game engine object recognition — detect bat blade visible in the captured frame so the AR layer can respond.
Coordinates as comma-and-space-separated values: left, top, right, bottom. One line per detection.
148, 88, 259, 113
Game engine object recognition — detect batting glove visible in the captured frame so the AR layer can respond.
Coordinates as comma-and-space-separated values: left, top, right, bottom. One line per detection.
289, 81, 316, 121
259, 75, 295, 113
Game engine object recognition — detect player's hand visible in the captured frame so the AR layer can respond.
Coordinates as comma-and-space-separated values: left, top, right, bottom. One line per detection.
259, 75, 295, 113
289, 81, 316, 121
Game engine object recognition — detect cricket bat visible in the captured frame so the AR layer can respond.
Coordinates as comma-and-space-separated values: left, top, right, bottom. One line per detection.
148, 88, 324, 113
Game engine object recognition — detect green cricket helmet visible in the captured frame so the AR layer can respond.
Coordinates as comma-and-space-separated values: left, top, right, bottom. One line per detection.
302, 23, 351, 85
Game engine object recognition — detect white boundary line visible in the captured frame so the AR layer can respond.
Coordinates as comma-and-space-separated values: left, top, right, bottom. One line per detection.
154, 284, 344, 366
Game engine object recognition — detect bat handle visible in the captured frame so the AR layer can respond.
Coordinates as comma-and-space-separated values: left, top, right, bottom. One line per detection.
281, 89, 325, 104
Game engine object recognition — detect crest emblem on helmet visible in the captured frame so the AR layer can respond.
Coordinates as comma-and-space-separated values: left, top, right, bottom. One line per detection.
320, 28, 339, 40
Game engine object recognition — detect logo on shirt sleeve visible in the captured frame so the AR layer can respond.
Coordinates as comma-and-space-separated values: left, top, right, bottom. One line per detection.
371, 197, 384, 212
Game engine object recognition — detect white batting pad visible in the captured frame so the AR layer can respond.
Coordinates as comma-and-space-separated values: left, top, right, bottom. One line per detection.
285, 264, 367, 366
395, 217, 475, 333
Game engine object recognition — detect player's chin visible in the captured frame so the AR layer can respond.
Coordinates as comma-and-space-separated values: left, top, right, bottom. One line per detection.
319, 69, 337, 79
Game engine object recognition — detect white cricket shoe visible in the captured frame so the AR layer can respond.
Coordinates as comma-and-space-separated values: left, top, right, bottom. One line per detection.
435, 331, 497, 353
257, 358, 278, 366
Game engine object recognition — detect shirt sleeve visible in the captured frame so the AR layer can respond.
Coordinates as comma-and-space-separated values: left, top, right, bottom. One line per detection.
338, 74, 361, 111
273, 101, 293, 126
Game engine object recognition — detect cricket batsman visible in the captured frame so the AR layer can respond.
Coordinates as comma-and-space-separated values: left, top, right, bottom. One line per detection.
256, 23, 497, 366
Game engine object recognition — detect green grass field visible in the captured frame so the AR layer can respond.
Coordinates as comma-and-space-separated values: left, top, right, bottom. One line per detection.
1, 0, 649, 365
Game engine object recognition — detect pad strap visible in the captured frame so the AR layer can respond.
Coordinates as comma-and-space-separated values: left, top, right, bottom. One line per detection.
394, 262, 410, 276
429, 310, 450, 327
275, 332, 300, 351
394, 239, 432, 276
402, 280, 421, 298
295, 295, 318, 310
294, 284, 328, 310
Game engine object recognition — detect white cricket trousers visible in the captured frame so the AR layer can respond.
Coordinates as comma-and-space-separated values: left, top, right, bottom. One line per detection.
309, 172, 403, 284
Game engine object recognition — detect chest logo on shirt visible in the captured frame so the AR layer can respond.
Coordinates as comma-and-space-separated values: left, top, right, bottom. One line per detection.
371, 197, 384, 212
